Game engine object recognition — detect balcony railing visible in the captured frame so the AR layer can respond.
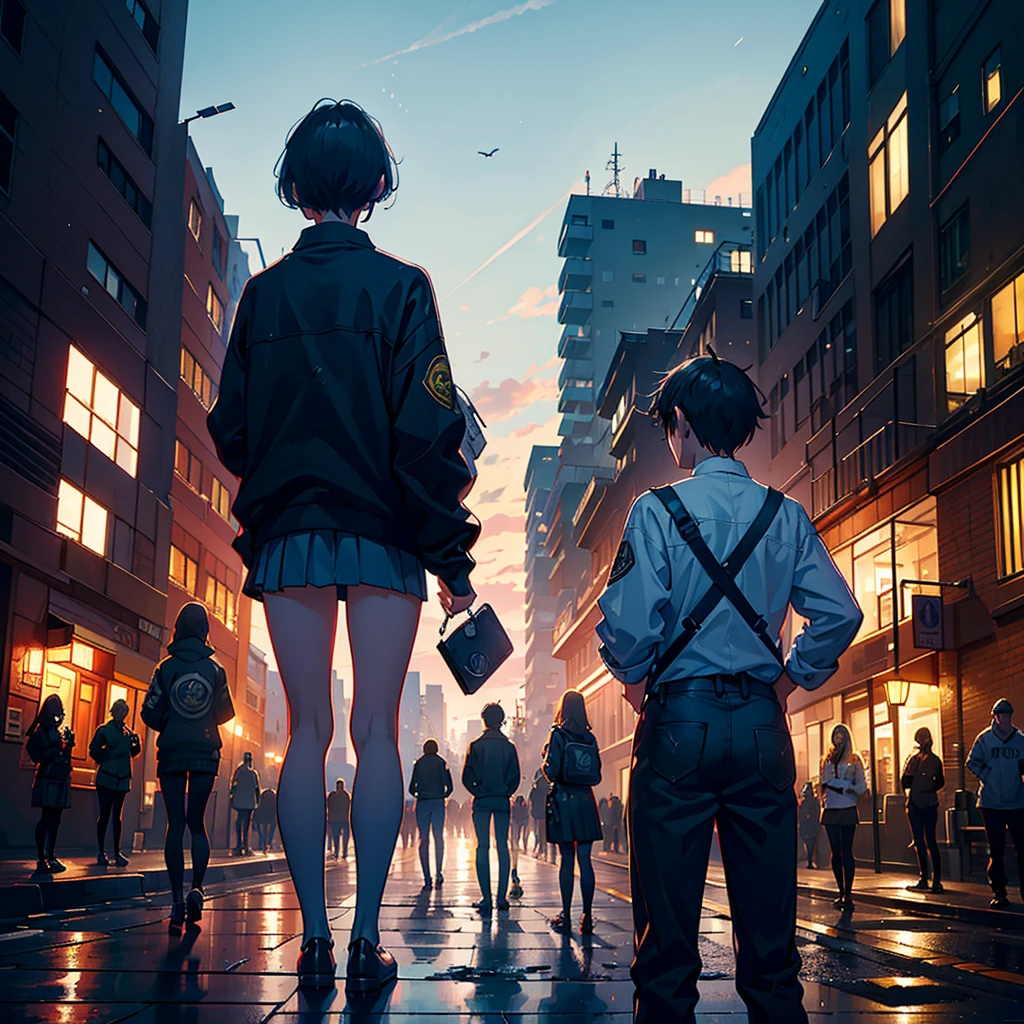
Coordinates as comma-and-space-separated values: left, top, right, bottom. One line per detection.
558, 222, 593, 258
809, 420, 935, 518
558, 291, 593, 326
558, 257, 593, 293
552, 601, 577, 646
669, 241, 754, 332
559, 324, 592, 360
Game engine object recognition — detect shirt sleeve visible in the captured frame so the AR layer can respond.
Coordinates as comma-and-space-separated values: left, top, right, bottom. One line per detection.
784, 504, 864, 690
140, 665, 168, 731
443, 763, 454, 798
213, 664, 235, 725
461, 742, 478, 793
506, 743, 521, 796
966, 735, 989, 781
207, 282, 253, 479
595, 495, 672, 685
388, 270, 479, 597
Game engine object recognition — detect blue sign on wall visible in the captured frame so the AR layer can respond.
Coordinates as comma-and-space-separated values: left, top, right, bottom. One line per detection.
912, 594, 946, 650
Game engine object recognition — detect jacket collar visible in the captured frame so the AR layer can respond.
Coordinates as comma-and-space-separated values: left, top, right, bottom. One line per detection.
293, 221, 375, 252
692, 456, 750, 478
167, 636, 215, 661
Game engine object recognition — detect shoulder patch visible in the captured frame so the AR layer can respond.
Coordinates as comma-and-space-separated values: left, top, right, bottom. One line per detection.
423, 354, 455, 410
608, 540, 636, 584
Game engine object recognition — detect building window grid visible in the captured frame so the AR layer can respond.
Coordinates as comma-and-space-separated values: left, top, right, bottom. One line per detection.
944, 312, 985, 413
124, 0, 159, 52
188, 199, 202, 244
211, 225, 224, 279
938, 203, 970, 295
0, 0, 26, 55
997, 454, 1024, 579
86, 241, 147, 328
56, 479, 109, 557
97, 138, 152, 228
63, 345, 140, 477
92, 49, 153, 156
204, 552, 238, 631
632, 239, 647, 255
180, 347, 217, 409
174, 438, 203, 493
938, 86, 961, 156
695, 230, 715, 244
210, 476, 231, 521
991, 269, 1024, 381
170, 523, 199, 595
869, 92, 909, 237
206, 283, 224, 333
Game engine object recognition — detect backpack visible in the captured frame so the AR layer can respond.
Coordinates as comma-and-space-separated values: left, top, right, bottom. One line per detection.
557, 728, 601, 787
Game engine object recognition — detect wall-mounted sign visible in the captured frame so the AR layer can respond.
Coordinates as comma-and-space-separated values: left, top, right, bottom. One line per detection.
5, 705, 23, 742
912, 594, 947, 650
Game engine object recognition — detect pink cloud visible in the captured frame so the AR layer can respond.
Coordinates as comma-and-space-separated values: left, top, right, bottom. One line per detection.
508, 284, 559, 319
477, 351, 490, 362
469, 371, 558, 421
705, 163, 752, 205
480, 512, 526, 540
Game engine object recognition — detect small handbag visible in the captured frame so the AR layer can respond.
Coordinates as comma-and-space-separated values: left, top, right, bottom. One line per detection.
437, 603, 513, 695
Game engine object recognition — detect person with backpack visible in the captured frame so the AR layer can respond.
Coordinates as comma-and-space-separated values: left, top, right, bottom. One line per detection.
141, 602, 235, 930
461, 702, 520, 914
901, 727, 945, 893
596, 352, 863, 1023
25, 693, 74, 876
89, 697, 142, 866
409, 738, 453, 890
543, 688, 603, 935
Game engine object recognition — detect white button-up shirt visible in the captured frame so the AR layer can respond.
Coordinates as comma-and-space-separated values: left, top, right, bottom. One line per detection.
596, 457, 863, 691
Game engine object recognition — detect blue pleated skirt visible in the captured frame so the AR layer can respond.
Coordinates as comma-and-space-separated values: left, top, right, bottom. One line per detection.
243, 530, 427, 602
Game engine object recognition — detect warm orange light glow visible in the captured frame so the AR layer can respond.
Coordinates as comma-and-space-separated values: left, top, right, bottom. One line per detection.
884, 678, 912, 707
23, 648, 44, 675
274, 755, 283, 764
70, 640, 94, 672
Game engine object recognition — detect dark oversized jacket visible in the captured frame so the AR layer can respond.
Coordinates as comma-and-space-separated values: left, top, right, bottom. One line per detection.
462, 728, 520, 810
89, 720, 141, 791
140, 636, 235, 775
901, 751, 945, 809
206, 221, 479, 596
409, 752, 454, 801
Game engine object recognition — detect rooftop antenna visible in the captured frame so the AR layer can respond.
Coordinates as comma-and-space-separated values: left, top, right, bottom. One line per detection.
603, 142, 624, 198
585, 169, 591, 196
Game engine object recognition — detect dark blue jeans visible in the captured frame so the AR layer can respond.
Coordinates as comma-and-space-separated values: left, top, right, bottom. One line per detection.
472, 803, 510, 904
628, 677, 806, 1024
907, 803, 941, 883
416, 799, 445, 881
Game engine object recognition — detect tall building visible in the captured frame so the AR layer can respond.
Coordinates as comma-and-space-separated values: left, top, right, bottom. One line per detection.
158, 136, 254, 850
325, 670, 352, 790
262, 667, 286, 787
422, 683, 446, 753
522, 446, 562, 776
0, 0, 188, 852
399, 670, 421, 787
753, 0, 1023, 872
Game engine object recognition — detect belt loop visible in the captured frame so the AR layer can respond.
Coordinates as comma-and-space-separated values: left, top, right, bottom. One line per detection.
739, 674, 750, 700
657, 683, 667, 707
713, 675, 725, 698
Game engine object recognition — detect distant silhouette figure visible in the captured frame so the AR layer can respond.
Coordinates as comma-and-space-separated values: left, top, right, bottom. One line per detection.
478, 148, 499, 157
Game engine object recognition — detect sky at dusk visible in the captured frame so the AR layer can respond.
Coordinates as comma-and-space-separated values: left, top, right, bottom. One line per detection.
180, 0, 822, 742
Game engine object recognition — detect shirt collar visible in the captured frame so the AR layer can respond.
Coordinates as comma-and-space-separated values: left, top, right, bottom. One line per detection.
293, 221, 375, 252
691, 456, 750, 479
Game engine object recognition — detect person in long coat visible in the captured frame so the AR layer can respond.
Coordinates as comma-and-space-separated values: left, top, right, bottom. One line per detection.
89, 698, 141, 866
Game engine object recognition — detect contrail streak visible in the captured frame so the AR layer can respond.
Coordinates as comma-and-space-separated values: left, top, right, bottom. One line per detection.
442, 184, 579, 301
357, 0, 555, 69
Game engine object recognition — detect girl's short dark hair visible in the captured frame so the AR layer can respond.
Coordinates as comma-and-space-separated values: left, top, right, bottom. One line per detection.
649, 350, 767, 457
275, 99, 399, 222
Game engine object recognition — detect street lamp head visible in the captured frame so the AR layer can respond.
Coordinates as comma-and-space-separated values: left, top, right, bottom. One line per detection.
883, 678, 911, 708
181, 102, 236, 126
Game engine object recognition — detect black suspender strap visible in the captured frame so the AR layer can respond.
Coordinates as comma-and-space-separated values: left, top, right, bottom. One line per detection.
648, 485, 786, 689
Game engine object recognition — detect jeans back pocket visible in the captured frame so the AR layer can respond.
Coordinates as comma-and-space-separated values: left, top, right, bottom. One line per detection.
648, 722, 707, 784
754, 727, 796, 792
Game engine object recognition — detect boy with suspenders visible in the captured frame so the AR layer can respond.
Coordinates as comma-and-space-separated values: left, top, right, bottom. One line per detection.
596, 353, 863, 1024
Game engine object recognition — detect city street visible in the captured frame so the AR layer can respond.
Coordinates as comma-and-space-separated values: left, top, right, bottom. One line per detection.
1, 836, 1022, 1022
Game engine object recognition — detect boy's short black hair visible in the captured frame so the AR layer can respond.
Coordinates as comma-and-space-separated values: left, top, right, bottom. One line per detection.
275, 99, 398, 222
482, 703, 505, 729
649, 349, 767, 457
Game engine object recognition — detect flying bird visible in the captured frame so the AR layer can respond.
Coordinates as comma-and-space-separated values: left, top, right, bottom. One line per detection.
478, 148, 499, 157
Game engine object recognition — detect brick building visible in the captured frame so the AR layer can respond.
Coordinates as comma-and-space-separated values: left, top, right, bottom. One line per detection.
0, 0, 187, 853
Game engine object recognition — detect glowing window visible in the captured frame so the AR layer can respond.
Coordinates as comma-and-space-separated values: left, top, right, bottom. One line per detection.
206, 283, 224, 333
868, 92, 909, 237
984, 48, 1002, 114
889, 0, 906, 56
170, 522, 199, 594
210, 476, 231, 520
56, 480, 108, 557
188, 198, 202, 243
992, 270, 1024, 381
179, 347, 216, 410
997, 453, 1024, 578
695, 230, 715, 244
944, 312, 984, 412
63, 346, 139, 477
174, 439, 203, 492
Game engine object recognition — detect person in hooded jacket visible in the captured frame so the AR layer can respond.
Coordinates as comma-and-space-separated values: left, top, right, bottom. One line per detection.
25, 693, 74, 876
89, 698, 141, 866
142, 602, 234, 930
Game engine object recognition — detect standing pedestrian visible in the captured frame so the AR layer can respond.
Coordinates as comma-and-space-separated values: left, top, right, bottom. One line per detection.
528, 768, 550, 858
26, 694, 74, 876
596, 352, 863, 1023
327, 779, 351, 860
447, 797, 460, 837
598, 794, 611, 852
798, 782, 821, 869
141, 602, 235, 930
253, 787, 278, 853
820, 724, 867, 911
543, 689, 603, 935
967, 698, 1024, 909
230, 752, 261, 855
608, 792, 624, 854
902, 727, 945, 893
409, 738, 453, 890
512, 794, 529, 852
462, 703, 520, 915
89, 698, 141, 866
206, 98, 478, 991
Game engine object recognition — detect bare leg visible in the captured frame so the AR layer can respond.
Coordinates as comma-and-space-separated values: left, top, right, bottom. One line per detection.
264, 584, 338, 945
348, 584, 421, 945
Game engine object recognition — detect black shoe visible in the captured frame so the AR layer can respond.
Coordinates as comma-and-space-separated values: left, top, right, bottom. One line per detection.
435, 872, 444, 885
421, 879, 432, 892
113, 851, 129, 868
931, 881, 944, 893
906, 879, 930, 891
345, 937, 395, 994
97, 851, 110, 866
169, 901, 185, 930
991, 893, 1010, 909
549, 912, 571, 935
579, 912, 594, 934
32, 859, 51, 876
298, 936, 337, 989
473, 898, 493, 916
46, 857, 67, 874
510, 883, 524, 899
496, 899, 510, 911
186, 887, 204, 925
843, 894, 855, 912
832, 895, 845, 909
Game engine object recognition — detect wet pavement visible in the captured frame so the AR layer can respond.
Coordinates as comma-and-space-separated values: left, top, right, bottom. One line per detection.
0, 835, 1021, 1021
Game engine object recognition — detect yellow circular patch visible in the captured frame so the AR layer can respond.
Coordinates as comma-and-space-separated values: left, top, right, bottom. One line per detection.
423, 354, 455, 410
